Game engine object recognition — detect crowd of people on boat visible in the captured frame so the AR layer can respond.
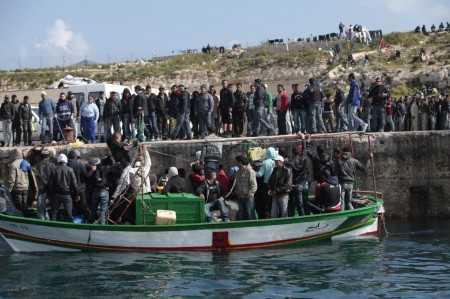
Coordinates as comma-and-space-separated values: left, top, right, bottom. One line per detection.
3, 130, 369, 224
1, 73, 449, 147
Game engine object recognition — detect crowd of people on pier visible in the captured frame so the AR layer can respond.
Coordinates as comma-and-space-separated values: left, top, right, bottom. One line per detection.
1, 75, 448, 147
4, 131, 368, 224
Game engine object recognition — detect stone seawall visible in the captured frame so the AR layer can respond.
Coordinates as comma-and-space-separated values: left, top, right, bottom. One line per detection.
1, 131, 449, 219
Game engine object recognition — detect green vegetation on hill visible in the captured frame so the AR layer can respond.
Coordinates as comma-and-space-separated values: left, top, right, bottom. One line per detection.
1, 31, 449, 91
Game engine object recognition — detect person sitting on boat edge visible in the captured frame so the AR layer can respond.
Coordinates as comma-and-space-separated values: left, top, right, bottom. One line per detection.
165, 167, 186, 193
337, 146, 367, 210
196, 171, 229, 222
47, 154, 78, 222
227, 155, 257, 220
268, 155, 293, 218
309, 146, 341, 212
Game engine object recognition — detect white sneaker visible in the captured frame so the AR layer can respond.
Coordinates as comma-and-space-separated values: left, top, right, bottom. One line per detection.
362, 123, 369, 132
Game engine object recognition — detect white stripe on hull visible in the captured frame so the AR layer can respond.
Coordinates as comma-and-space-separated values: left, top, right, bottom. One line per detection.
0, 217, 349, 251
331, 218, 378, 241
1, 234, 80, 252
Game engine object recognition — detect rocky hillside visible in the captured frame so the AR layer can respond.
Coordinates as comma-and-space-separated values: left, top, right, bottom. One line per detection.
1, 31, 449, 98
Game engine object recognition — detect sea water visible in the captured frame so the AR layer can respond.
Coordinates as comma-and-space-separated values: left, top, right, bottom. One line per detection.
0, 220, 449, 298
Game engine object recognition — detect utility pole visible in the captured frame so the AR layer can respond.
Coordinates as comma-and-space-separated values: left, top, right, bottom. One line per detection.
62, 55, 66, 71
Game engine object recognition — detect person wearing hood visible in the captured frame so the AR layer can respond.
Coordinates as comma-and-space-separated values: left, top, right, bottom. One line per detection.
255, 147, 277, 219
165, 167, 186, 193
8, 149, 30, 211
337, 146, 366, 210
0, 95, 14, 147
48, 154, 78, 221
268, 155, 292, 218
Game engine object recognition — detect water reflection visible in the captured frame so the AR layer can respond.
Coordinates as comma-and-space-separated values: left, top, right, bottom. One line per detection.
0, 220, 449, 298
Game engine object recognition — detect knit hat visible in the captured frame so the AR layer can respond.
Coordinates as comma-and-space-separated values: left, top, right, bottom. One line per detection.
88, 157, 101, 166
168, 167, 178, 179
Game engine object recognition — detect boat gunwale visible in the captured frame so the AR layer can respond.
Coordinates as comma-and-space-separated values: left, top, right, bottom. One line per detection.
0, 192, 383, 232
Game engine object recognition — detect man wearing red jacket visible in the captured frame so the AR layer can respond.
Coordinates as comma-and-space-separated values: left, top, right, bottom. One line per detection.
276, 84, 289, 135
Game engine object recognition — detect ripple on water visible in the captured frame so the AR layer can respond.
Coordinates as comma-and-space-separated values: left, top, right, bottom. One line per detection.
0, 221, 450, 298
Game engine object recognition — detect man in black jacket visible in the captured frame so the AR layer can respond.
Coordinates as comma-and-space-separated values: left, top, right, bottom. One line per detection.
219, 80, 234, 137
0, 95, 14, 147
19, 96, 33, 146
334, 83, 348, 132
104, 92, 121, 141
86, 157, 109, 224
171, 85, 192, 140
165, 167, 186, 193
156, 86, 169, 140
368, 77, 388, 132
145, 85, 159, 141
67, 150, 92, 222
11, 95, 21, 146
48, 154, 78, 221
268, 155, 292, 218
289, 144, 310, 216
291, 84, 306, 134
232, 83, 247, 137
303, 78, 326, 134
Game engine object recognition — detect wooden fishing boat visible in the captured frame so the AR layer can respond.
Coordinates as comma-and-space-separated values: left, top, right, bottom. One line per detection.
0, 191, 384, 253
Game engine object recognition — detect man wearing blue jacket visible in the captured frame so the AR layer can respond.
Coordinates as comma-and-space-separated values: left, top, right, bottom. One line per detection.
346, 73, 368, 132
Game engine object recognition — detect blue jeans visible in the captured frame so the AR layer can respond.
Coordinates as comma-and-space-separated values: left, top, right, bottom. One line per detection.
81, 116, 96, 143
121, 113, 134, 140
254, 106, 273, 136
89, 190, 109, 225
146, 112, 159, 139
292, 109, 307, 133
293, 183, 308, 216
307, 103, 326, 133
347, 105, 367, 130
341, 183, 354, 210
205, 198, 229, 221
237, 196, 256, 220
2, 120, 12, 146
40, 115, 54, 142
335, 105, 348, 132
198, 111, 211, 138
271, 194, 289, 218
172, 113, 192, 139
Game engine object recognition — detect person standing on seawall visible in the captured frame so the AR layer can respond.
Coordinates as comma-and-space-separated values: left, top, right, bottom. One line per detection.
0, 95, 14, 147
346, 73, 368, 132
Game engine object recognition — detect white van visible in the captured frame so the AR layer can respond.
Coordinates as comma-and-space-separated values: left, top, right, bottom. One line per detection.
67, 83, 133, 106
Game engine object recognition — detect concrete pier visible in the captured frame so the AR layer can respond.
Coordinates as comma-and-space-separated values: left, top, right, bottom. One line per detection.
1, 131, 449, 219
